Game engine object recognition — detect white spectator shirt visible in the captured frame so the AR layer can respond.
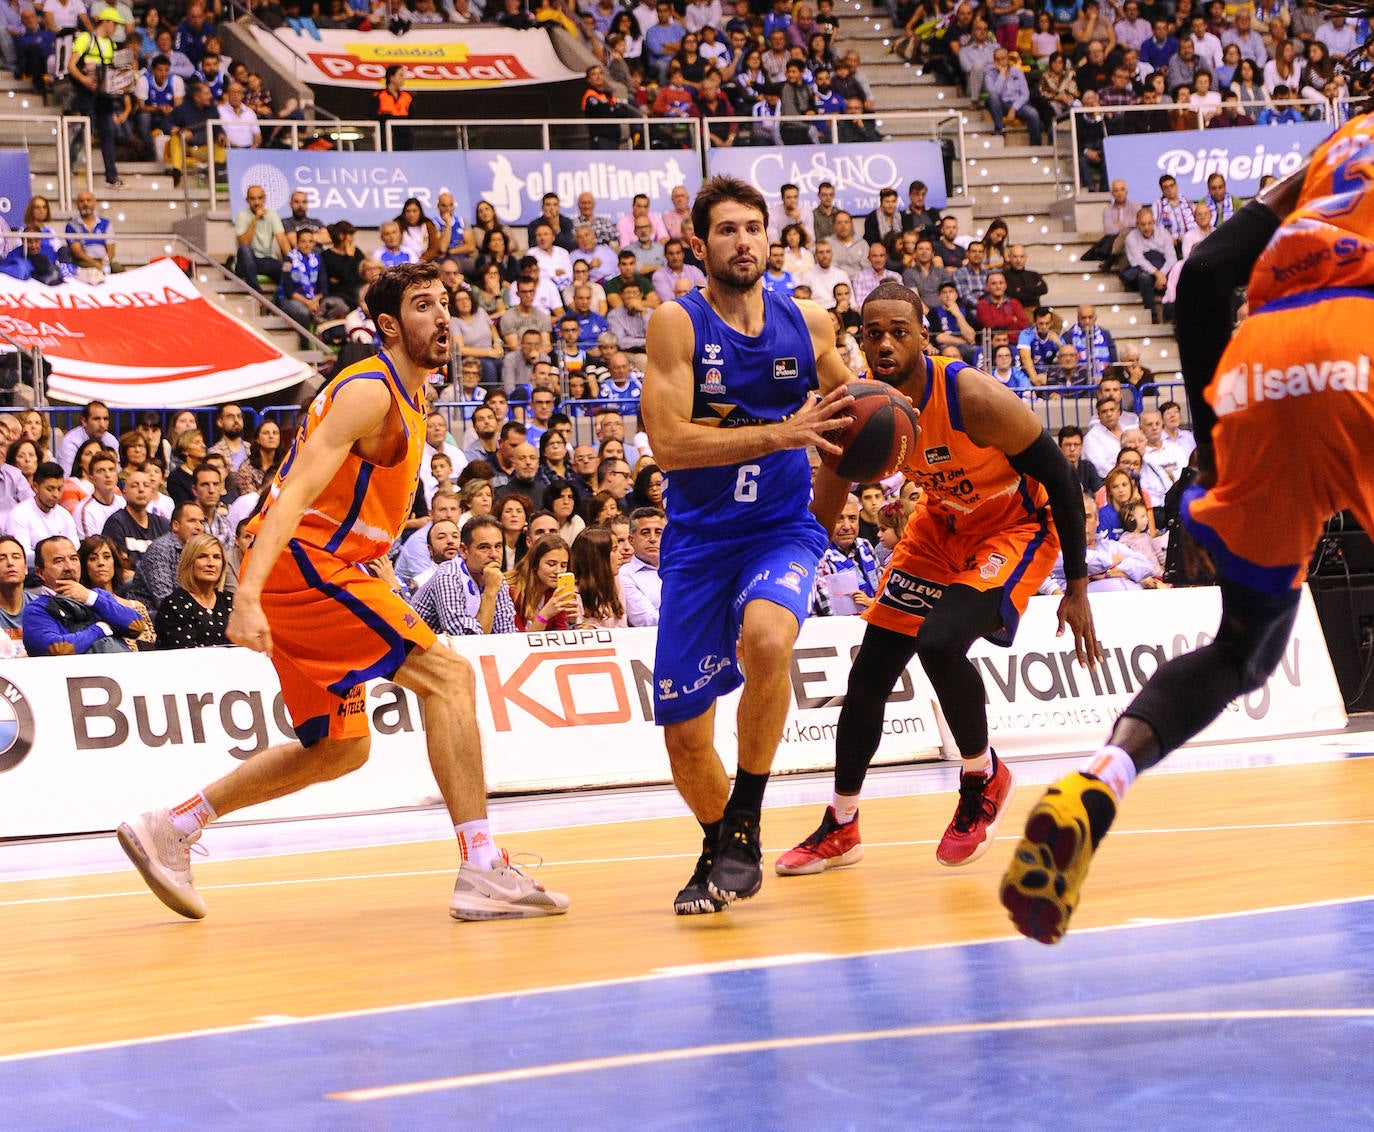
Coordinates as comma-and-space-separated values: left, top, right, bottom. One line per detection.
1141, 437, 1184, 498
529, 244, 574, 289
74, 492, 125, 540
217, 102, 261, 149
621, 554, 661, 627
7, 499, 79, 565
798, 264, 851, 308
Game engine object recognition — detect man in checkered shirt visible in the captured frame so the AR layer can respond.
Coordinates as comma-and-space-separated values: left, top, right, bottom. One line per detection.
409, 515, 518, 636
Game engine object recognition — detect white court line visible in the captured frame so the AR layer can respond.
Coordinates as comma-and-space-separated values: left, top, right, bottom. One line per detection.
4, 817, 1373, 910
2, 892, 1372, 1067
328, 1008, 1374, 1102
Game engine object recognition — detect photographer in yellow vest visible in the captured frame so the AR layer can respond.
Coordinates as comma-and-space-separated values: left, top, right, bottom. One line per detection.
69, 7, 130, 188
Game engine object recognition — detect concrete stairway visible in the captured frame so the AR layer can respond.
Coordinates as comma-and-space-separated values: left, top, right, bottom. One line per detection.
834, 3, 1181, 384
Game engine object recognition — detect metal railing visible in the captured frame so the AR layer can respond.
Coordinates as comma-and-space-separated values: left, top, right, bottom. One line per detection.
0, 325, 46, 407
1060, 97, 1335, 197
390, 113, 701, 155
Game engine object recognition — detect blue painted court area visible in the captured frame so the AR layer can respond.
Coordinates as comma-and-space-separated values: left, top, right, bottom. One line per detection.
7, 899, 1374, 1131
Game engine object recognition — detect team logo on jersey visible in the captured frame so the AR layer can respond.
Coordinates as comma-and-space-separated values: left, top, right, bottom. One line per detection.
788, 561, 810, 578
780, 570, 802, 592
773, 356, 799, 380
980, 552, 1008, 580
699, 367, 727, 395
924, 445, 952, 465
876, 569, 943, 616
683, 654, 732, 694
701, 342, 723, 365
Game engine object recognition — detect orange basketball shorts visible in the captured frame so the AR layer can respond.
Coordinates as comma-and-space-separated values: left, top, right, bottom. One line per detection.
1184, 291, 1374, 594
864, 504, 1059, 647
247, 538, 436, 746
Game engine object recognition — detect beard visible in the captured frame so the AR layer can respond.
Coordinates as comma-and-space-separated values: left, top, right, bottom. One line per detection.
705, 252, 764, 293
401, 320, 450, 370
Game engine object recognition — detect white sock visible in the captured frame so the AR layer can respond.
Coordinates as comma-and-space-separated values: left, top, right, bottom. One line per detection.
1085, 745, 1138, 803
455, 819, 499, 870
832, 792, 860, 825
169, 792, 216, 838
962, 749, 993, 777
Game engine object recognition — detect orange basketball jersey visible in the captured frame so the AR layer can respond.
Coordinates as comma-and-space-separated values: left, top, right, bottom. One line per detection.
897, 356, 1056, 536
249, 352, 428, 564
1249, 111, 1374, 309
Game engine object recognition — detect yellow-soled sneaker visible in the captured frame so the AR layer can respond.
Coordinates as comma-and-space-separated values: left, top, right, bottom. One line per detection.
999, 772, 1118, 944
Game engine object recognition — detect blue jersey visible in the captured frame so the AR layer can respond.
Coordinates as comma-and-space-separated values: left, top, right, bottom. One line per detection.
667, 287, 818, 538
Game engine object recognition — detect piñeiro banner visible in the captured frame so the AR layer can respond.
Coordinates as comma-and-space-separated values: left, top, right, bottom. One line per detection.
0, 259, 312, 407
1103, 122, 1331, 198
248, 26, 581, 91
709, 140, 948, 219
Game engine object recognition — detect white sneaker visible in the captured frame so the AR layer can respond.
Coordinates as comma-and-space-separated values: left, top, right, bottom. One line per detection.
117, 809, 208, 920
449, 854, 569, 921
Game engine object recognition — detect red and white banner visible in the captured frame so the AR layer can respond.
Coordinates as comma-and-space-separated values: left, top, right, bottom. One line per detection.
0, 259, 311, 407
0, 589, 1347, 838
249, 26, 581, 91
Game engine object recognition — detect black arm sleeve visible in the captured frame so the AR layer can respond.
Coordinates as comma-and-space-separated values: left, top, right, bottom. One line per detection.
1174, 201, 1282, 453
1008, 429, 1088, 582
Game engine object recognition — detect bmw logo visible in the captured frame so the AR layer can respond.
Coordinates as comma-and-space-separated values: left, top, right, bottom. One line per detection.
0, 674, 35, 773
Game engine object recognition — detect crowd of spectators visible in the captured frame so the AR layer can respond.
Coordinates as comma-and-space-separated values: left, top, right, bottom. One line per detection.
902, 0, 1372, 181
0, 0, 1249, 644
0, 0, 305, 187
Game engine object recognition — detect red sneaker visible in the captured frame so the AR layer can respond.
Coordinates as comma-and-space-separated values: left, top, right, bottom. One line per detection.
775, 806, 864, 876
936, 755, 1015, 866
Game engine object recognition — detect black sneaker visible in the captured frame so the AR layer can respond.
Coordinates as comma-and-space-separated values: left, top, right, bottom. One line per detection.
673, 836, 725, 916
707, 810, 763, 904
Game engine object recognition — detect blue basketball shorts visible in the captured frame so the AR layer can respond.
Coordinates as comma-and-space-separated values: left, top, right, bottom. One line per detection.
652, 518, 828, 726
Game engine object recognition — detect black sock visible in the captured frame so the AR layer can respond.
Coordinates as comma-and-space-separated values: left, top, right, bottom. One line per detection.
725, 768, 769, 817
699, 819, 721, 848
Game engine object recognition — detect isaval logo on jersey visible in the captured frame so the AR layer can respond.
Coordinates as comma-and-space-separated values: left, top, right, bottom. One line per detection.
699, 367, 727, 395
773, 356, 799, 380
700, 342, 723, 366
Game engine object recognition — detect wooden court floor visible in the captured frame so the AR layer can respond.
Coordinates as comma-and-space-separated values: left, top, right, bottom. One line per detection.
3, 758, 1373, 1060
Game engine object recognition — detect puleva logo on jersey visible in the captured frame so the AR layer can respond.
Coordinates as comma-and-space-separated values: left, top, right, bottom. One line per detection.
773, 357, 799, 380
1212, 354, 1371, 416
876, 569, 943, 616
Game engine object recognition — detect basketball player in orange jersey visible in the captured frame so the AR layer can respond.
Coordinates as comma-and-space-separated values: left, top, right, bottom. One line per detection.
778, 280, 1101, 878
116, 262, 568, 923
1002, 122, 1371, 943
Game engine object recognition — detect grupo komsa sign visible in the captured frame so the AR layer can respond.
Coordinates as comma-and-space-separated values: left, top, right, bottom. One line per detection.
0, 622, 942, 837
248, 26, 580, 90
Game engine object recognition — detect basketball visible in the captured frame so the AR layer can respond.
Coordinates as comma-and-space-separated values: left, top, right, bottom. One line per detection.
821, 380, 920, 482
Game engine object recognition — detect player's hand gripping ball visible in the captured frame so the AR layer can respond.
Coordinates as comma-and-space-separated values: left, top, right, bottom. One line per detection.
820, 380, 920, 482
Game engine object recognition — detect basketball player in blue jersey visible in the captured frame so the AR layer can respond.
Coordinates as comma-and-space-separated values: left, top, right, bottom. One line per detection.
641, 175, 858, 915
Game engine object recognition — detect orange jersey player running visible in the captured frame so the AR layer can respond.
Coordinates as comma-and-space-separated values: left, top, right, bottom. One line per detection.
116, 262, 568, 923
1001, 118, 1373, 944
779, 280, 1100, 879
